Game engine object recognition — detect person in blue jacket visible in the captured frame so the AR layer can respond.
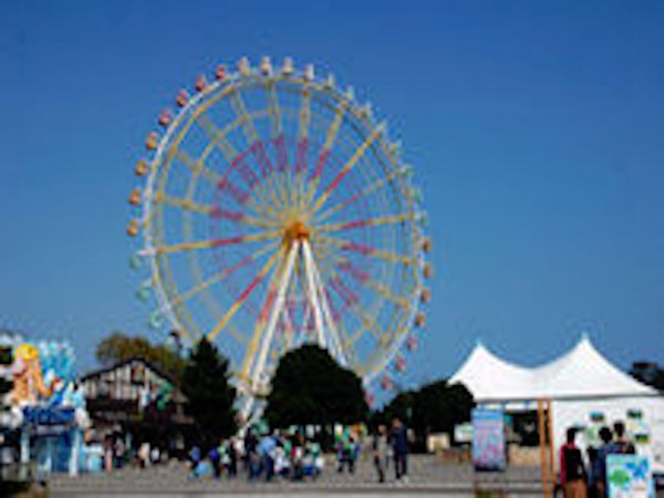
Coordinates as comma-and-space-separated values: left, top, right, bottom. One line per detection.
391, 417, 409, 481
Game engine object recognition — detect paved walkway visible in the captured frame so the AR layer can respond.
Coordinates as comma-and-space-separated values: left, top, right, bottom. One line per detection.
49, 455, 545, 497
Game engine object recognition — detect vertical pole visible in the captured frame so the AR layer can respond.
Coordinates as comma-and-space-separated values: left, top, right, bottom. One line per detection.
20, 428, 30, 463
245, 241, 299, 417
303, 241, 347, 367
546, 399, 556, 496
45, 436, 53, 475
20, 428, 30, 481
69, 429, 81, 477
301, 240, 326, 348
537, 399, 551, 498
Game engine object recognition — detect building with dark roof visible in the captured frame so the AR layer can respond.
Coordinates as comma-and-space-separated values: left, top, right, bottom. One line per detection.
79, 358, 192, 457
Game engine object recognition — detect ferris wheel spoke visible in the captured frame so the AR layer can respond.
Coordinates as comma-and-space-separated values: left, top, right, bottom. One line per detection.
209, 206, 275, 229
324, 251, 413, 310
154, 193, 271, 229
156, 230, 280, 255
303, 99, 349, 207
309, 122, 385, 215
196, 106, 270, 191
229, 146, 261, 188
154, 193, 213, 215
159, 240, 280, 322
316, 256, 386, 346
316, 213, 413, 233
265, 81, 290, 201
173, 145, 257, 211
172, 148, 224, 188
296, 84, 312, 172
273, 135, 291, 202
207, 246, 283, 342
313, 232, 414, 265
314, 166, 404, 224
194, 114, 282, 218
294, 82, 312, 209
229, 88, 290, 212
267, 80, 284, 140
312, 240, 412, 325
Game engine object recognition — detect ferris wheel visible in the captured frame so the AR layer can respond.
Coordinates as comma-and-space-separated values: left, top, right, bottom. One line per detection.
127, 57, 431, 417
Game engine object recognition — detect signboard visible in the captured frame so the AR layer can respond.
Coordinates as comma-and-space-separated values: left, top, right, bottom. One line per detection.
23, 407, 75, 426
23, 406, 76, 436
454, 422, 473, 444
471, 408, 506, 471
607, 454, 655, 498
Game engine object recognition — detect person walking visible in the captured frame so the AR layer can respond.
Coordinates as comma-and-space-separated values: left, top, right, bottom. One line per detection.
243, 427, 257, 476
209, 444, 221, 479
336, 428, 353, 473
138, 441, 150, 469
187, 445, 202, 480
559, 427, 587, 498
391, 417, 409, 481
373, 424, 388, 483
258, 431, 277, 481
228, 437, 238, 477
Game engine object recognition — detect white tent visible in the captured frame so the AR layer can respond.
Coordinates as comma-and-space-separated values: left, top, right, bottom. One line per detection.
451, 335, 664, 464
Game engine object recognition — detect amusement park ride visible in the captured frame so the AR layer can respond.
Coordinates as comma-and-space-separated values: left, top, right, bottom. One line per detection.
127, 57, 431, 420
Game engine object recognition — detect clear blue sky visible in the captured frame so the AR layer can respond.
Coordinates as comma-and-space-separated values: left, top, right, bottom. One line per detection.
2, 1, 663, 385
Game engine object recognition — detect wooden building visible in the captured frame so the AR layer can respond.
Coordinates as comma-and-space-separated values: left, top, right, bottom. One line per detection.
80, 358, 192, 457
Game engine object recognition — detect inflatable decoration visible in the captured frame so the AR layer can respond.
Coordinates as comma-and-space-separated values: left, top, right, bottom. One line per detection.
11, 343, 53, 405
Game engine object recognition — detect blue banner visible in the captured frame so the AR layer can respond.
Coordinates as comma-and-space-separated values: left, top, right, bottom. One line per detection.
23, 406, 75, 427
472, 408, 506, 471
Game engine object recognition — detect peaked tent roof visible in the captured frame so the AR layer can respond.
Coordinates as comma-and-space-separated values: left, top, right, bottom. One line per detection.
450, 336, 658, 402
450, 341, 534, 401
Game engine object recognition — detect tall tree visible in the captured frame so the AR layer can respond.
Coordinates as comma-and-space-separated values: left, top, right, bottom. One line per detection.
630, 361, 664, 391
376, 379, 474, 451
264, 344, 368, 428
95, 332, 186, 381
181, 338, 237, 447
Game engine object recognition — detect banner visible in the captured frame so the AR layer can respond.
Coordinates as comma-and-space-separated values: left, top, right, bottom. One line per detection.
472, 408, 506, 471
607, 454, 655, 498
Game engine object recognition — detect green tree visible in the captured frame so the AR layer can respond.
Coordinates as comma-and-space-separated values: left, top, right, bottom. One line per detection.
378, 389, 416, 424
181, 338, 237, 447
375, 379, 474, 451
95, 332, 186, 381
630, 361, 664, 392
264, 344, 368, 428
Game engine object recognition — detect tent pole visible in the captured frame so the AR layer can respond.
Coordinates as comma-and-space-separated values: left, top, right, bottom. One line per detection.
547, 399, 556, 496
537, 399, 552, 498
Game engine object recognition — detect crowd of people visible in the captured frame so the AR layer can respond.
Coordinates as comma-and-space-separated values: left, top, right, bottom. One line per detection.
183, 417, 412, 484
559, 420, 637, 498
99, 416, 648, 495
187, 428, 326, 481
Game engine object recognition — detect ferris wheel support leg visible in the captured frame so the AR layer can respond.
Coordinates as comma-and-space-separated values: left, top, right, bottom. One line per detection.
245, 240, 299, 417
301, 240, 327, 349
303, 241, 348, 367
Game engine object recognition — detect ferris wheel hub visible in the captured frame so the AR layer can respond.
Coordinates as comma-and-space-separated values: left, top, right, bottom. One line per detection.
283, 220, 311, 245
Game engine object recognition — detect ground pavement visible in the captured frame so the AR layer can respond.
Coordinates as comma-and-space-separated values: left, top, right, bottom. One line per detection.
48, 454, 547, 497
